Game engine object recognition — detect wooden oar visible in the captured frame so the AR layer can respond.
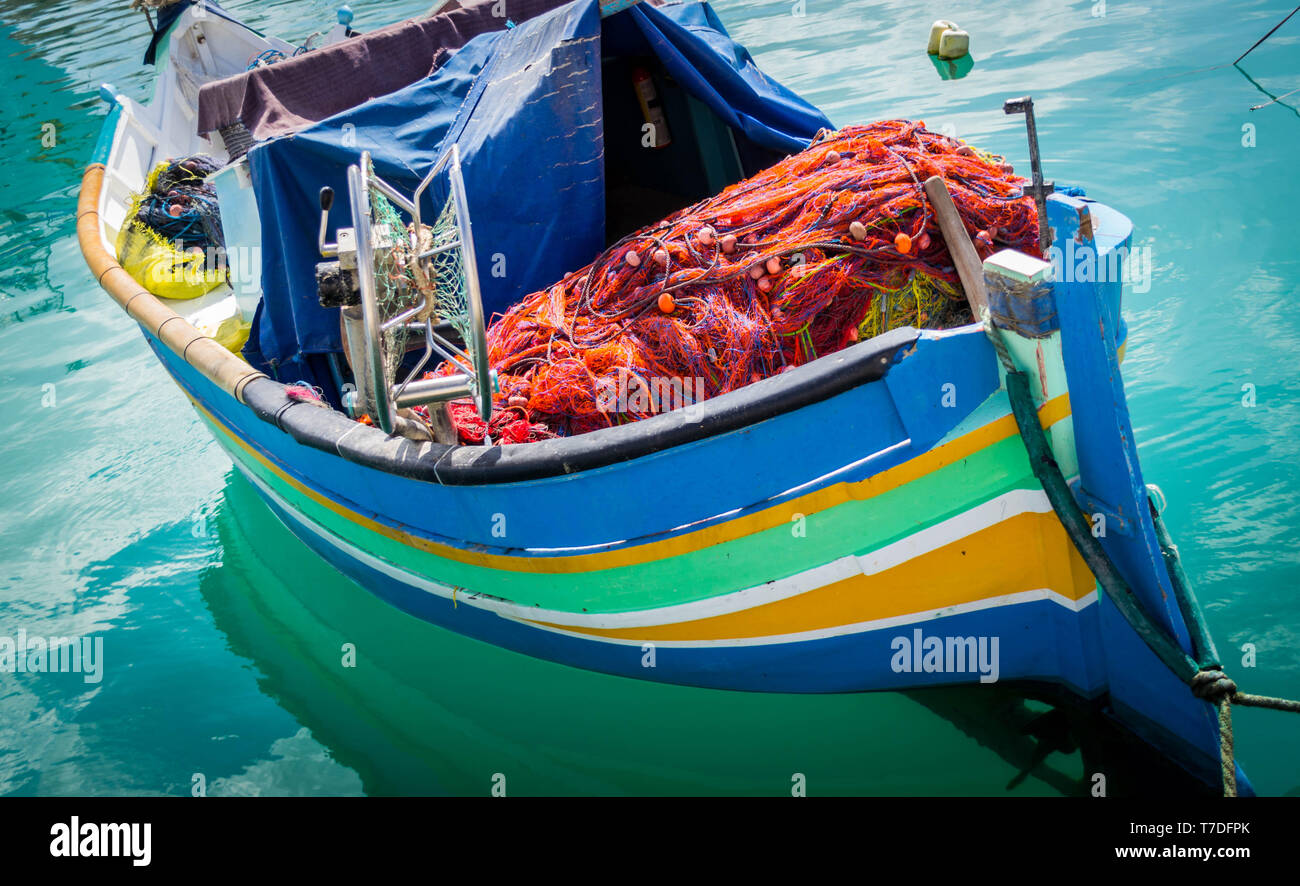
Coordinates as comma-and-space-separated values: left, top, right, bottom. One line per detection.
923, 175, 988, 316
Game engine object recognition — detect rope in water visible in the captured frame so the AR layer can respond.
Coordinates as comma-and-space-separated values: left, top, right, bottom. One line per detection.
1190, 670, 1300, 796
1118, 4, 1300, 91
430, 120, 1039, 443
987, 317, 1300, 797
1234, 4, 1300, 65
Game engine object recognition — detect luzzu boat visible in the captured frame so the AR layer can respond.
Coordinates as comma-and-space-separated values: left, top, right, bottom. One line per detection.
78, 0, 1252, 794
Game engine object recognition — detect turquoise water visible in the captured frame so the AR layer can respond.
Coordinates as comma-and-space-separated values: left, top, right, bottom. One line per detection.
1, 0, 1297, 796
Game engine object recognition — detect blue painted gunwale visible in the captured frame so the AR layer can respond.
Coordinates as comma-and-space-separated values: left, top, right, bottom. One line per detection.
152, 327, 1000, 556
1046, 194, 1252, 795
145, 322, 1118, 701
123, 194, 1246, 795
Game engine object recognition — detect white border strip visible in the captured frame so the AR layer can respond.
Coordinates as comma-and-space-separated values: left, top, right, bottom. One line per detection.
239, 464, 1094, 645
517, 588, 1100, 648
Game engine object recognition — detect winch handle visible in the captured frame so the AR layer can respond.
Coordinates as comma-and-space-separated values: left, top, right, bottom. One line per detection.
318, 187, 338, 258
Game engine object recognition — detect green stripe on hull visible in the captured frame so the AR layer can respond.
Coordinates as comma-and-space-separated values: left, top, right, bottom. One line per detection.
204, 414, 1041, 614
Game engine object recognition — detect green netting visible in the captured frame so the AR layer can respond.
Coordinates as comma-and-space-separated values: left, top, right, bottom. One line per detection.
423, 194, 472, 347
368, 175, 473, 388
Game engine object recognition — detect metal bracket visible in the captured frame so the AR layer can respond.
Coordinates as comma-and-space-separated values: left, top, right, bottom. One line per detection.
1003, 96, 1055, 251
336, 228, 356, 270
1068, 478, 1134, 537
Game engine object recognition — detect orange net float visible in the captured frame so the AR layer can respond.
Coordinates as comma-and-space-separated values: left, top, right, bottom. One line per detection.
423, 119, 1038, 443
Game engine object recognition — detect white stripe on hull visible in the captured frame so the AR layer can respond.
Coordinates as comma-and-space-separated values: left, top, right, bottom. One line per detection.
235, 461, 1094, 646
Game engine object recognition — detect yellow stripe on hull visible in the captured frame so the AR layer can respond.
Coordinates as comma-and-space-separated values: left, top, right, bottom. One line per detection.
191, 392, 1072, 574
525, 509, 1095, 642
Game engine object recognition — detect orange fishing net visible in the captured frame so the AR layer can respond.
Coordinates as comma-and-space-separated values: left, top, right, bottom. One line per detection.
427, 120, 1038, 443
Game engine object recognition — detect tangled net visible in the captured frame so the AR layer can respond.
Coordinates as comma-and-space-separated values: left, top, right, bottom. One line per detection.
132, 155, 225, 250
428, 120, 1038, 444
116, 154, 227, 301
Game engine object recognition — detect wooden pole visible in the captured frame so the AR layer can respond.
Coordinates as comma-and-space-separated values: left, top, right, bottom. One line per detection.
923, 175, 988, 317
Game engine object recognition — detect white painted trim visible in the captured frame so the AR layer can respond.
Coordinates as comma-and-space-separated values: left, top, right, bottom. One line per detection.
518, 588, 1099, 648
236, 463, 1094, 647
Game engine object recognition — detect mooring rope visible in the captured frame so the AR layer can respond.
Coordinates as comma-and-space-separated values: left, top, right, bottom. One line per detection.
1234, 4, 1300, 66
1189, 668, 1300, 796
983, 317, 1300, 796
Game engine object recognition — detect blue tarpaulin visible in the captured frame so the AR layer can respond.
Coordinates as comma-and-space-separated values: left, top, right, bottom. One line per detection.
244, 0, 831, 378
624, 1, 830, 153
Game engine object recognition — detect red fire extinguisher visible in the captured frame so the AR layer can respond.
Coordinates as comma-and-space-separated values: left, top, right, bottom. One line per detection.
632, 67, 672, 149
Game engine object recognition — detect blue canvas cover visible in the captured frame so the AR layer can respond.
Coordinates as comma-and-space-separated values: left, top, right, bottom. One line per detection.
244, 0, 831, 379
623, 0, 829, 153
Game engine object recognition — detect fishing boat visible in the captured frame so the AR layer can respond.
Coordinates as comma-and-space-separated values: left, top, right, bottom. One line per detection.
78, 0, 1254, 794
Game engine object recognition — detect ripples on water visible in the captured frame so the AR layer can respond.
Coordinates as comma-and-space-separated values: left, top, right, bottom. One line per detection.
0, 0, 1296, 795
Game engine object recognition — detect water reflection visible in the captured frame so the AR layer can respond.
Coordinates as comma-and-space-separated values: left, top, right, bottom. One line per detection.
929, 52, 974, 81
202, 470, 1214, 796
1236, 64, 1300, 119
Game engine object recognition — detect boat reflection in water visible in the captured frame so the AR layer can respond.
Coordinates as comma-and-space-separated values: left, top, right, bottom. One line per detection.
199, 470, 1209, 797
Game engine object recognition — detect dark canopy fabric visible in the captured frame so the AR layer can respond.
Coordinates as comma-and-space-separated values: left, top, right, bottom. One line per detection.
243, 0, 831, 378
144, 0, 247, 66
196, 0, 574, 141
144, 0, 196, 66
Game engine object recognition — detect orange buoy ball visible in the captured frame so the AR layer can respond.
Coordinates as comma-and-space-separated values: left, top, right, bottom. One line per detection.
849, 220, 867, 241
895, 232, 912, 254
848, 327, 859, 342
697, 225, 716, 246
975, 230, 993, 248
757, 276, 773, 293
749, 264, 765, 280
657, 292, 675, 313
624, 250, 641, 267
720, 234, 737, 254
956, 145, 976, 157
168, 204, 184, 218
507, 395, 529, 409
918, 232, 931, 250
653, 248, 669, 267
765, 257, 782, 275
826, 150, 841, 165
